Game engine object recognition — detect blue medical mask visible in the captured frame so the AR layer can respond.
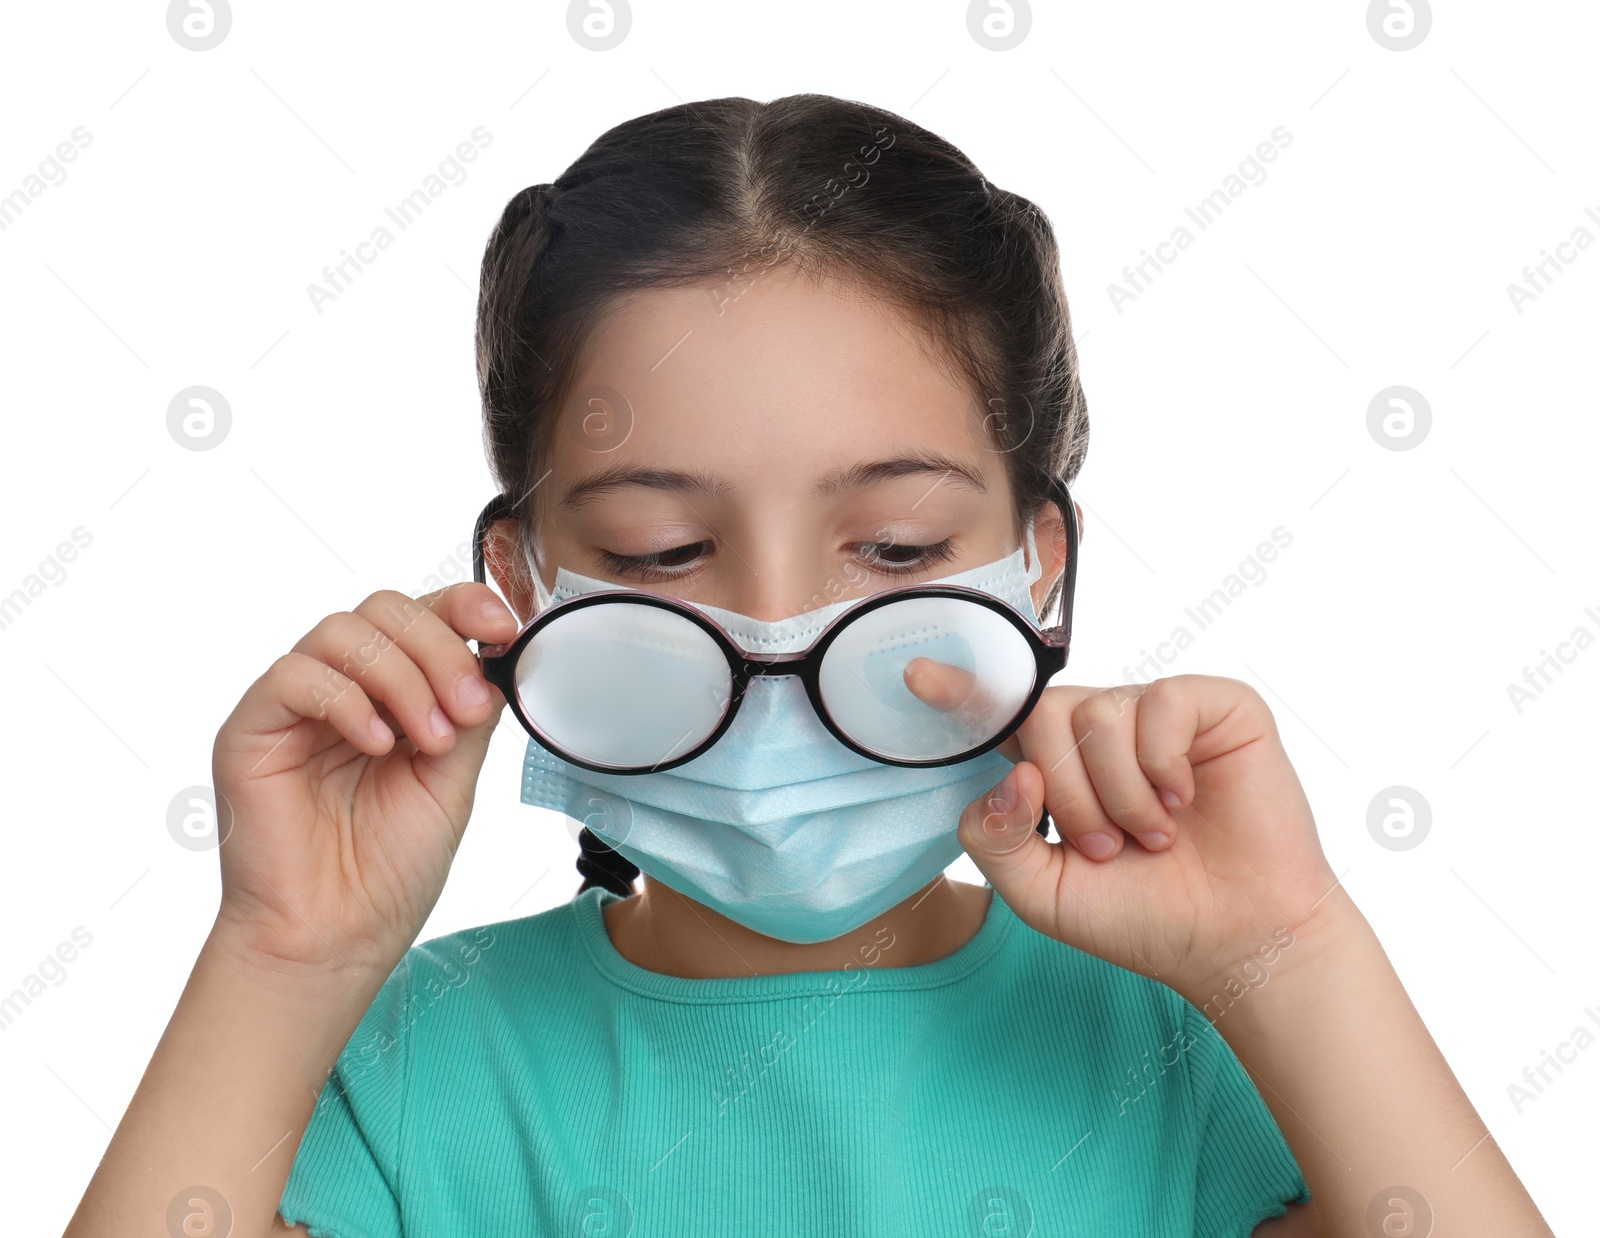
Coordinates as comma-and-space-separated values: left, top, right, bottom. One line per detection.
520, 519, 1044, 944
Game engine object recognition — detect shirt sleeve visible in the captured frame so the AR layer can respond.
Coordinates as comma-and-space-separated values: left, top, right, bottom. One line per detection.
1181, 999, 1312, 1237
277, 953, 413, 1238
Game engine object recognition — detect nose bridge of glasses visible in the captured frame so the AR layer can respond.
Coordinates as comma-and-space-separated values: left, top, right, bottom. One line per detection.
741, 650, 809, 676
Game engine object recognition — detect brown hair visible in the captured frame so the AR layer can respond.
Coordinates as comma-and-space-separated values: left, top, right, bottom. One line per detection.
475, 93, 1090, 898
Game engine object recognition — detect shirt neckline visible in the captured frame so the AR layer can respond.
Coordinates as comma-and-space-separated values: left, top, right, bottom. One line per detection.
572, 882, 1018, 1004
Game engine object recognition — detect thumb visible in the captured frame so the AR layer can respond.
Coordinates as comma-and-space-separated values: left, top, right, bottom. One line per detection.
446, 692, 506, 768
956, 760, 1058, 904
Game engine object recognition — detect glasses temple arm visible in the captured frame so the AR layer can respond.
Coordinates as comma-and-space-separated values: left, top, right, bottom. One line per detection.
471, 493, 519, 659
1039, 477, 1079, 650
472, 493, 517, 587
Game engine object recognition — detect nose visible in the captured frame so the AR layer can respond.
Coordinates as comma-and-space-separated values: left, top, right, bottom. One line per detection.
700, 557, 869, 629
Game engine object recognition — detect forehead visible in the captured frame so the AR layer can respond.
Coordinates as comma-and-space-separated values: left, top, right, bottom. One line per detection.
553, 265, 996, 480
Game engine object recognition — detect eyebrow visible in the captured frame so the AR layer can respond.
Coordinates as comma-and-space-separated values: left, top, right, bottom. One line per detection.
814, 453, 989, 499
558, 452, 989, 510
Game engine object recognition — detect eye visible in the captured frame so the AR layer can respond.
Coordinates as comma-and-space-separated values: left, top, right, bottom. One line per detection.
597, 536, 961, 582
596, 542, 710, 581
857, 538, 958, 575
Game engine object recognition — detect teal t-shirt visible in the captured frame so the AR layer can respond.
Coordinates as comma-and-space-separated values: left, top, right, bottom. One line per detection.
279, 884, 1309, 1236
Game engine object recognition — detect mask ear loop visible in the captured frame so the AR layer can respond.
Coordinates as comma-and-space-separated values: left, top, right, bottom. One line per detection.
524, 524, 557, 613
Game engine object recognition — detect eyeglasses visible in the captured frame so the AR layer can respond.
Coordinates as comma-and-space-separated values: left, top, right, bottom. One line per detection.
470, 477, 1077, 774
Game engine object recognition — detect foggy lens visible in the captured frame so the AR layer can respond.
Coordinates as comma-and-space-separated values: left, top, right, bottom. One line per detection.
516, 600, 731, 769
817, 596, 1035, 761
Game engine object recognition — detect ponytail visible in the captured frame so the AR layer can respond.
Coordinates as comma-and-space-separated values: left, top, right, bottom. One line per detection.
576, 826, 640, 897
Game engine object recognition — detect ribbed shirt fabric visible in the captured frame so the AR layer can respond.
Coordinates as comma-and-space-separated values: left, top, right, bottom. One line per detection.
279, 884, 1309, 1237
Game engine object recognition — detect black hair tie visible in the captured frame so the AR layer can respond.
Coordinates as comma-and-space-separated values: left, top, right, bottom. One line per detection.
576, 825, 638, 898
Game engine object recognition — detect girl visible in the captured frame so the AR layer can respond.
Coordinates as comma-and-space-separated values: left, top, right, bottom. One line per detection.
66, 94, 1551, 1237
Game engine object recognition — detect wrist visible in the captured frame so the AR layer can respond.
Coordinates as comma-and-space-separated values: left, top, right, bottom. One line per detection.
1185, 884, 1378, 1049
203, 913, 402, 1009
1175, 879, 1371, 1021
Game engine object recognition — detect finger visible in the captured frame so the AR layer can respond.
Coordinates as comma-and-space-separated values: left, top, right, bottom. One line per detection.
222, 652, 396, 769
355, 586, 515, 726
903, 657, 981, 712
955, 760, 1064, 910
957, 759, 1051, 859
1130, 674, 1272, 811
1004, 683, 1124, 860
904, 654, 1017, 731
987, 681, 1089, 765
1131, 677, 1200, 813
416, 580, 521, 646
404, 684, 508, 828
292, 610, 457, 756
357, 585, 519, 803
1072, 685, 1177, 850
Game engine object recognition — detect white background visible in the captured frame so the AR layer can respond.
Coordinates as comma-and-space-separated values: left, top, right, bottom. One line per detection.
2, 1, 1595, 1232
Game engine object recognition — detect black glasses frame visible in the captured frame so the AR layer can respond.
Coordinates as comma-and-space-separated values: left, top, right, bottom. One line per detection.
470, 476, 1078, 775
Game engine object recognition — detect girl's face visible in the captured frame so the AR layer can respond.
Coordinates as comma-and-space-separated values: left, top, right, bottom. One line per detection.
493, 262, 1075, 625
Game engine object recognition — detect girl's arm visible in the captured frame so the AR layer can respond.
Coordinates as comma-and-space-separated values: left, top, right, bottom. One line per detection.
59, 582, 519, 1237
1220, 885, 1551, 1237
62, 925, 393, 1238
956, 674, 1553, 1236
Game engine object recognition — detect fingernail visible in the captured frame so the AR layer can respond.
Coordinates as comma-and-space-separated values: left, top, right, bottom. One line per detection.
457, 673, 491, 707
429, 706, 454, 739
1136, 831, 1170, 849
988, 769, 1019, 816
1159, 788, 1182, 810
1075, 832, 1118, 860
480, 597, 511, 623
370, 715, 394, 745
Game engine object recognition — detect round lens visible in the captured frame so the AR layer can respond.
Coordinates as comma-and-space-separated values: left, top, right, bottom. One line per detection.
515, 599, 732, 769
817, 595, 1036, 761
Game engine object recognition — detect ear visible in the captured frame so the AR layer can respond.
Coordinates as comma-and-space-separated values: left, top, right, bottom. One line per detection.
482, 516, 544, 625
1026, 498, 1080, 621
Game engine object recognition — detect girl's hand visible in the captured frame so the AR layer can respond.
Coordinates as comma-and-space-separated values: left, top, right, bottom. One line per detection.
209, 584, 520, 976
949, 673, 1340, 1006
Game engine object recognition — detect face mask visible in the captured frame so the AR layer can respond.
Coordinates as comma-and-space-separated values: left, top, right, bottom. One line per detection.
520, 518, 1044, 944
